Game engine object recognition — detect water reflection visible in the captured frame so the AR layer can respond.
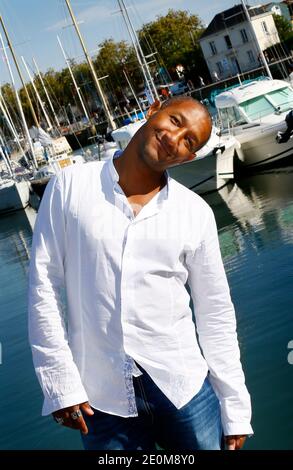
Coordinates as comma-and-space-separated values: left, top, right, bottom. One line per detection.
204, 166, 293, 450
205, 167, 293, 258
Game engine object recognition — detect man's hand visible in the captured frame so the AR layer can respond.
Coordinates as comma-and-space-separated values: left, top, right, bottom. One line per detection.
52, 402, 94, 434
225, 435, 247, 450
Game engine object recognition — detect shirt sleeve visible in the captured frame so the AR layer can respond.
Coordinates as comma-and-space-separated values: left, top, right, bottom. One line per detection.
187, 206, 253, 437
28, 174, 88, 416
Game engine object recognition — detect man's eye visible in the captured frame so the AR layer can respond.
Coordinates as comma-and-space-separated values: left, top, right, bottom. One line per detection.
170, 116, 180, 126
186, 138, 193, 150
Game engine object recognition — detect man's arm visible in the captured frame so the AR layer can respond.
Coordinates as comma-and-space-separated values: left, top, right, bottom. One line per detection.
28, 174, 89, 422
187, 206, 253, 445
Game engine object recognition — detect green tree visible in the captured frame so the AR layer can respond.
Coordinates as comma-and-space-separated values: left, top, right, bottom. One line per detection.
0, 83, 20, 135
273, 13, 293, 42
94, 39, 142, 104
138, 9, 207, 81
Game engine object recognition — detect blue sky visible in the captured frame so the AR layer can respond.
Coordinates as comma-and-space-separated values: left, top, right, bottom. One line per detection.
0, 0, 282, 86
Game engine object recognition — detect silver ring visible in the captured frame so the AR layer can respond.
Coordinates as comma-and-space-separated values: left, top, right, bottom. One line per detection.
71, 410, 82, 420
54, 416, 64, 425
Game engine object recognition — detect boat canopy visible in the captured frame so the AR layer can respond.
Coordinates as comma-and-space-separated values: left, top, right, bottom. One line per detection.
215, 79, 291, 109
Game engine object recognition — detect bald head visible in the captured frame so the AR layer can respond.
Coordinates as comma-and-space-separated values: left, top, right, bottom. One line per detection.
161, 95, 212, 126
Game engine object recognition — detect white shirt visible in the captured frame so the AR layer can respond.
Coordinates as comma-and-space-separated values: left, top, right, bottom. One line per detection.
28, 158, 253, 436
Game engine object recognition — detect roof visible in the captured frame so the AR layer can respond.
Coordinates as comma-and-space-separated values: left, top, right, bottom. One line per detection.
200, 3, 270, 39
215, 79, 289, 108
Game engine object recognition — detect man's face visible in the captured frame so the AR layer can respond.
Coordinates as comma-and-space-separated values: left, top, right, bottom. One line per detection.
136, 101, 212, 172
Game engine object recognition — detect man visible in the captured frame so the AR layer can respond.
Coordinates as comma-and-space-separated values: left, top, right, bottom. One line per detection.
212, 70, 220, 82
276, 108, 293, 144
28, 96, 253, 450
289, 63, 293, 88
198, 76, 205, 87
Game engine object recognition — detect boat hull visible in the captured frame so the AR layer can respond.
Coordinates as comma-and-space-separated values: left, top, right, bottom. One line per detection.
168, 137, 236, 194
233, 123, 292, 170
0, 180, 30, 214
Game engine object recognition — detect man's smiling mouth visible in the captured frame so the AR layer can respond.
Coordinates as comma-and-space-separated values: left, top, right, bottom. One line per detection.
155, 134, 173, 159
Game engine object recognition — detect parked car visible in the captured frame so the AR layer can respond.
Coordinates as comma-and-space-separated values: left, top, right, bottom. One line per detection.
169, 81, 189, 96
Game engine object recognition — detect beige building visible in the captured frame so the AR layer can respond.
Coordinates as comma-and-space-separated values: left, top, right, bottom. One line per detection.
199, 4, 280, 81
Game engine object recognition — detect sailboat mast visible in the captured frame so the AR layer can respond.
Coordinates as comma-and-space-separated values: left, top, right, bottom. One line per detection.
33, 57, 60, 128
0, 27, 38, 168
241, 0, 273, 79
123, 69, 143, 114
118, 0, 159, 101
0, 93, 28, 164
57, 35, 90, 122
0, 15, 39, 127
117, 0, 154, 102
0, 88, 19, 140
64, 0, 116, 130
21, 56, 53, 130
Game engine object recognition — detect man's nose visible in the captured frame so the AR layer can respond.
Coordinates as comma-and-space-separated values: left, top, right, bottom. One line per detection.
163, 127, 186, 151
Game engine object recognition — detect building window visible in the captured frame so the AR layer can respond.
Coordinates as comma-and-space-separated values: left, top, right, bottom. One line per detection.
247, 50, 255, 63
216, 61, 224, 75
209, 41, 217, 55
224, 35, 232, 49
261, 21, 269, 34
240, 29, 248, 43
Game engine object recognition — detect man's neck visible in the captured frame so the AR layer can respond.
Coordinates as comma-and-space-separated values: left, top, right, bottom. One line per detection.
113, 148, 166, 198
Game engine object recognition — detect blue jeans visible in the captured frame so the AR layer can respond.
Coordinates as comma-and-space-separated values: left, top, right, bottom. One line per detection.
81, 367, 223, 450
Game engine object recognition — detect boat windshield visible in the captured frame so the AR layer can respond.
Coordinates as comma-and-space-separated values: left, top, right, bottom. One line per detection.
239, 86, 293, 120
218, 106, 247, 129
240, 95, 275, 121
267, 87, 293, 113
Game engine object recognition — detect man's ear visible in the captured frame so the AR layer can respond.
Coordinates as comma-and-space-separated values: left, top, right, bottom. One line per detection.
187, 153, 196, 162
146, 99, 161, 119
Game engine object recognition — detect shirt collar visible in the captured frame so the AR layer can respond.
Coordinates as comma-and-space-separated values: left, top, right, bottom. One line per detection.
106, 152, 170, 199
107, 151, 121, 185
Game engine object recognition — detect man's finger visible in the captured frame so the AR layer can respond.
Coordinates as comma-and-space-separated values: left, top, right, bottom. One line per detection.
78, 415, 89, 434
60, 416, 76, 430
80, 402, 94, 416
53, 410, 70, 422
235, 436, 246, 450
225, 437, 236, 450
69, 409, 89, 434
225, 435, 247, 450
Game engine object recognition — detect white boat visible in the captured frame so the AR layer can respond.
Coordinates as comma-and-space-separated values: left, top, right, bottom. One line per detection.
111, 121, 238, 194
215, 79, 293, 170
29, 152, 85, 199
0, 179, 30, 214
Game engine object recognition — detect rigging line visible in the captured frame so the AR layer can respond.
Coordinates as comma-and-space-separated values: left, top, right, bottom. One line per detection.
58, 0, 77, 64
28, 59, 58, 126
129, 0, 172, 84
0, 90, 22, 134
41, 71, 67, 119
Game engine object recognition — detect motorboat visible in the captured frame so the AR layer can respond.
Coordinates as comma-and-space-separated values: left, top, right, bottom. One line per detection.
215, 79, 293, 170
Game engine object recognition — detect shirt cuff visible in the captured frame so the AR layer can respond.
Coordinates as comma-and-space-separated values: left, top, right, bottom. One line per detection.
42, 389, 89, 416
223, 422, 254, 437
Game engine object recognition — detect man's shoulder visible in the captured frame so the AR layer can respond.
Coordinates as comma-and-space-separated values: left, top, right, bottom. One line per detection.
59, 161, 104, 181
169, 177, 213, 214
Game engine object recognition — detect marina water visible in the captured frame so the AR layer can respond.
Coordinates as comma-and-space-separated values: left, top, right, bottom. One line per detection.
0, 166, 292, 449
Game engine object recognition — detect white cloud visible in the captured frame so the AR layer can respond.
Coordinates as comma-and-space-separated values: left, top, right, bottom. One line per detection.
46, 0, 185, 33
45, 4, 111, 32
